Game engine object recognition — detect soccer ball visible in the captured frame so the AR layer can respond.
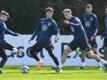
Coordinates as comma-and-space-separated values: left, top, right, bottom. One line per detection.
21, 65, 30, 73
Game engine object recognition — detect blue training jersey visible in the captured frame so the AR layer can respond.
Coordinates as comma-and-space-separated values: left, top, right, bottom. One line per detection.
81, 13, 99, 38
68, 16, 88, 41
0, 19, 17, 44
30, 18, 59, 43
104, 16, 107, 39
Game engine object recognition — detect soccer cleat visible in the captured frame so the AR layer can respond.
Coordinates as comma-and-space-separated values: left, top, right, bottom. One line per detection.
103, 64, 107, 73
80, 66, 85, 70
0, 68, 3, 74
37, 60, 44, 70
104, 68, 107, 73
99, 67, 103, 70
53, 66, 62, 73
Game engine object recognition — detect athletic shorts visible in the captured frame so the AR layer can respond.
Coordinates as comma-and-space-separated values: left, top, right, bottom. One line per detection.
30, 42, 54, 52
69, 39, 91, 51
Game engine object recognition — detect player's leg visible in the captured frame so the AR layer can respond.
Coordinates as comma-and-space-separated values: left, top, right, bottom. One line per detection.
61, 40, 77, 64
104, 47, 107, 61
104, 47, 107, 72
84, 50, 107, 69
29, 43, 43, 70
2, 41, 22, 55
0, 49, 7, 73
45, 43, 61, 73
81, 40, 107, 68
84, 50, 100, 61
91, 39, 98, 54
80, 39, 101, 61
79, 50, 86, 69
103, 39, 107, 72
61, 47, 72, 64
91, 39, 102, 69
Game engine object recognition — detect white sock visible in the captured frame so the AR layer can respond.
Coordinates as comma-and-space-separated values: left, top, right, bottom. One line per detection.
81, 62, 85, 67
39, 60, 43, 63
98, 62, 102, 67
100, 58, 107, 64
0, 68, 2, 71
58, 63, 62, 69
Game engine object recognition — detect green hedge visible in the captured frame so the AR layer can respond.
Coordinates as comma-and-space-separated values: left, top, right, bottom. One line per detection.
0, 0, 106, 34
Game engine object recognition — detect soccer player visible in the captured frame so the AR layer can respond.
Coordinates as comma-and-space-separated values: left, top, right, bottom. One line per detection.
29, 7, 61, 73
101, 5, 107, 72
0, 10, 21, 73
61, 8, 107, 71
80, 3, 102, 69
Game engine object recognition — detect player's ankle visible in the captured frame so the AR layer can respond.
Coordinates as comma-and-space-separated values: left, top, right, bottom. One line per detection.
38, 60, 43, 63
0, 68, 3, 73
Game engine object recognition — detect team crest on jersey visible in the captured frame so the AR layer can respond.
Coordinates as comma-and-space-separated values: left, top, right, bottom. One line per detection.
48, 23, 51, 26
85, 21, 91, 27
42, 24, 48, 31
84, 18, 86, 20
41, 22, 44, 24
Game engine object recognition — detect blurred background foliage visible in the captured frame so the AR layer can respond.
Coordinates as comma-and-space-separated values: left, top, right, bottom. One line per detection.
0, 0, 107, 35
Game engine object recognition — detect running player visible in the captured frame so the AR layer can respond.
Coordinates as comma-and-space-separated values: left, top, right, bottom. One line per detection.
101, 5, 107, 72
0, 10, 21, 73
29, 7, 61, 73
61, 8, 107, 72
80, 3, 102, 69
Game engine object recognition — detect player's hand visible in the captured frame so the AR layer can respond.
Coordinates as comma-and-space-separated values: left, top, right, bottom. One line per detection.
100, 36, 104, 39
54, 36, 59, 43
64, 20, 70, 24
14, 33, 20, 36
90, 36, 95, 41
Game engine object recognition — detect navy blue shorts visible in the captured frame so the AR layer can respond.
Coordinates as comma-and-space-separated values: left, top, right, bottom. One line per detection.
69, 39, 91, 51
30, 42, 54, 52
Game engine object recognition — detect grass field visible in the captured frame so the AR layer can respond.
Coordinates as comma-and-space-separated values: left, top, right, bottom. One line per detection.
0, 66, 107, 80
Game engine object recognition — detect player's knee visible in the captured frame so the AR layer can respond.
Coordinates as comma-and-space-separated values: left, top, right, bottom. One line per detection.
29, 49, 35, 55
48, 51, 55, 58
2, 56, 7, 62
64, 47, 71, 54
86, 51, 94, 59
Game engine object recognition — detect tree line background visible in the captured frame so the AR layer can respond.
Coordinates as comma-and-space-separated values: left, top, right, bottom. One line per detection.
0, 0, 107, 35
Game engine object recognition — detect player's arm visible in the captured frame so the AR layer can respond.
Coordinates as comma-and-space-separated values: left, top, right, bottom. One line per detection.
1, 23, 19, 36
93, 15, 99, 37
80, 14, 84, 24
90, 15, 99, 41
101, 33, 104, 39
64, 18, 80, 28
29, 21, 40, 43
52, 20, 60, 43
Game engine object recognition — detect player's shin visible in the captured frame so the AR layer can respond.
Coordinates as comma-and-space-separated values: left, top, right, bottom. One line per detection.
61, 47, 72, 64
86, 50, 107, 66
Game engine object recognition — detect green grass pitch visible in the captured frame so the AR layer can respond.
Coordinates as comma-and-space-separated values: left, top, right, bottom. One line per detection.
0, 66, 107, 80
